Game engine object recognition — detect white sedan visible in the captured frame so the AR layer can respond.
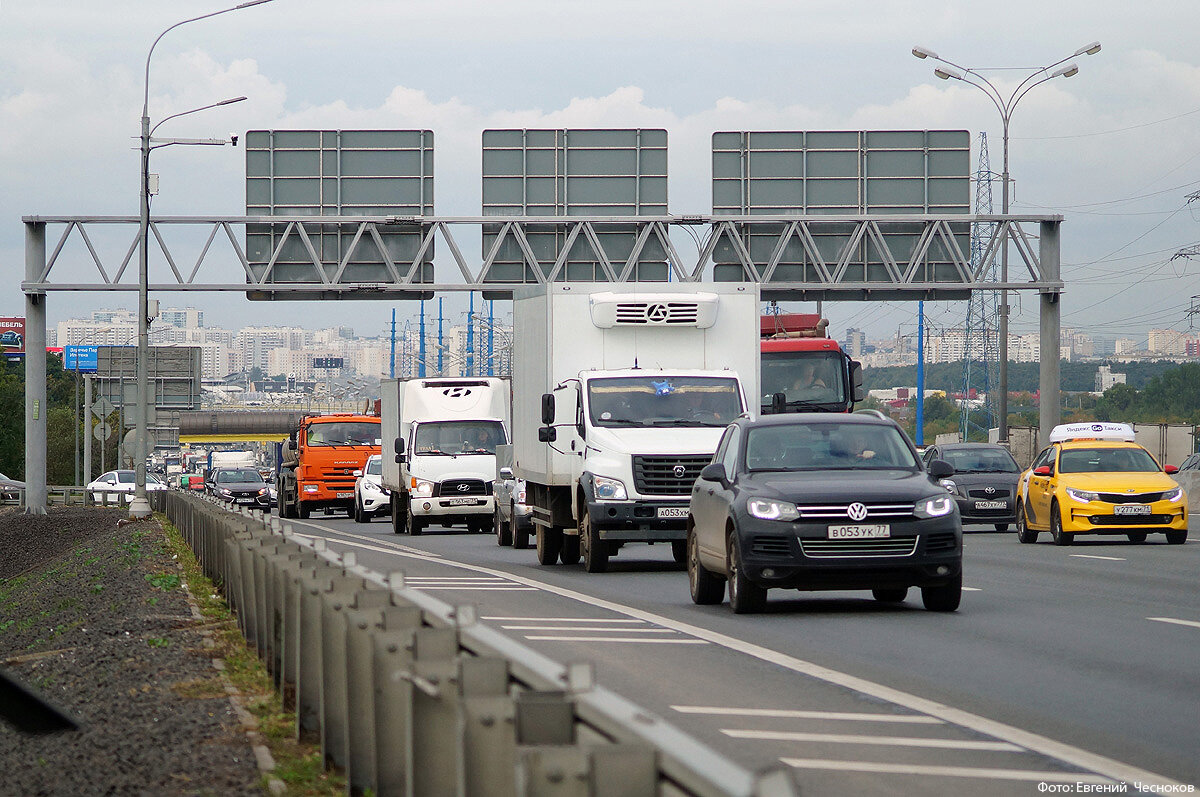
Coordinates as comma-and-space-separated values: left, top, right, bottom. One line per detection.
87, 470, 168, 504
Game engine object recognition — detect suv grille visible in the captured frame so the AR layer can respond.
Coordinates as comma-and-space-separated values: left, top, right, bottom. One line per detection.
434, 479, 489, 497
800, 538, 918, 558
750, 536, 793, 557
632, 455, 712, 496
1097, 491, 1164, 504
795, 503, 915, 521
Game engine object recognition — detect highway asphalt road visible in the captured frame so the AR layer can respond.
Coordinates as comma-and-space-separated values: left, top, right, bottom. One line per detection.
281, 511, 1200, 797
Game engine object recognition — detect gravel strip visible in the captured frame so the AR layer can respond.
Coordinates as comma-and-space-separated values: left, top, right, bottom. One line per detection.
0, 507, 262, 795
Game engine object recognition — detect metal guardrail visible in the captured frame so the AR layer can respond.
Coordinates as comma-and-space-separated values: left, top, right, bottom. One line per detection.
153, 490, 796, 797
2, 486, 139, 508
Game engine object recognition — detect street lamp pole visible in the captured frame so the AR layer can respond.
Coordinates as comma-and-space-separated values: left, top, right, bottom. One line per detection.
129, 0, 272, 519
912, 42, 1100, 444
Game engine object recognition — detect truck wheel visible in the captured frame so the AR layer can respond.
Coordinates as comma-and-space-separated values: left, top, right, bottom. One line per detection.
559, 533, 581, 565
512, 514, 530, 550
580, 513, 609, 573
406, 510, 424, 536
671, 539, 687, 565
494, 508, 512, 546
298, 500, 310, 519
390, 494, 406, 535
536, 526, 562, 565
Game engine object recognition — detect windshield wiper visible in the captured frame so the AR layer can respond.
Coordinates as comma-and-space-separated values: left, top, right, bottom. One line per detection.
599, 419, 644, 427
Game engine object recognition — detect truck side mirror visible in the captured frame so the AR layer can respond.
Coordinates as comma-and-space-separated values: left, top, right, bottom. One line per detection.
771, 392, 786, 414
541, 393, 555, 425
394, 436, 406, 464
850, 361, 865, 402
288, 431, 297, 447
538, 426, 557, 443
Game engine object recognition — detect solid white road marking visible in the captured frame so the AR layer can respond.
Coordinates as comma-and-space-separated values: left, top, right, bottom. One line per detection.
780, 759, 1114, 784
289, 519, 1180, 787
671, 706, 943, 724
411, 586, 538, 591
482, 617, 646, 623
1147, 616, 1200, 630
503, 625, 676, 632
962, 587, 982, 592
724, 729, 1021, 752
524, 636, 708, 644
1070, 554, 1125, 561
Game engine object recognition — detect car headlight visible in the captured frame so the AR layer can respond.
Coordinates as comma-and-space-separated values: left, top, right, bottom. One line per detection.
257, 488, 268, 496
219, 488, 233, 497
1065, 487, 1099, 503
914, 495, 955, 518
1164, 486, 1184, 503
939, 478, 957, 494
747, 498, 800, 521
593, 475, 627, 501
411, 478, 434, 498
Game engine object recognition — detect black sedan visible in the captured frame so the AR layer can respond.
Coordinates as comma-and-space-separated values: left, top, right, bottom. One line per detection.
686, 413, 963, 613
209, 468, 272, 510
921, 442, 1021, 530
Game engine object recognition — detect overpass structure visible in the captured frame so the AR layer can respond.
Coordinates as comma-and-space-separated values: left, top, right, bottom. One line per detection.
176, 410, 308, 445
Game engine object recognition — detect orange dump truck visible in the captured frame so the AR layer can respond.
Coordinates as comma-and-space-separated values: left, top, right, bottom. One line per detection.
276, 412, 381, 519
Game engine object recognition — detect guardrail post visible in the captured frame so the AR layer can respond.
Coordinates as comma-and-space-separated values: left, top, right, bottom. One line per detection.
460, 656, 517, 797
318, 573, 369, 773
295, 560, 340, 743
410, 626, 463, 796
372, 580, 426, 797
516, 691, 587, 797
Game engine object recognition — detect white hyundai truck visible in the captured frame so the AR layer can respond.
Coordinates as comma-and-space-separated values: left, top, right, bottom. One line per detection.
381, 377, 510, 536
513, 283, 760, 572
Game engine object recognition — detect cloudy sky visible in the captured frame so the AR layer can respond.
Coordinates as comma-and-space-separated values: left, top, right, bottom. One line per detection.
3, 0, 1197, 345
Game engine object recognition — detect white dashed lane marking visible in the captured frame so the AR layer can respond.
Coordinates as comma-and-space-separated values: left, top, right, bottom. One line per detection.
1147, 616, 1200, 630
723, 728, 1022, 752
671, 706, 943, 724
779, 760, 1115, 784
1070, 554, 1125, 561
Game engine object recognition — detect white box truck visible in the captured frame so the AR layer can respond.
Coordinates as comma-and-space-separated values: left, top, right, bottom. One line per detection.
513, 283, 760, 572
381, 377, 511, 536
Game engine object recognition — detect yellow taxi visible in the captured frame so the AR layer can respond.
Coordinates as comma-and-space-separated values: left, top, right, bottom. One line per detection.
1016, 422, 1188, 545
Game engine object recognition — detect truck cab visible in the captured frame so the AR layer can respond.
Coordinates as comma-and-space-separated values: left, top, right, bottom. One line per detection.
760, 313, 864, 414
276, 413, 382, 519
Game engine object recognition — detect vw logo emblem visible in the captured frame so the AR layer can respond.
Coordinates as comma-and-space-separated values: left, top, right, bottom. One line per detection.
984, 486, 995, 495
673, 465, 687, 478
846, 502, 868, 521
456, 483, 471, 492
646, 303, 670, 322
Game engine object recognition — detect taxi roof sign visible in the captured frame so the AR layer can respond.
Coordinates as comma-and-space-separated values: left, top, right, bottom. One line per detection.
1049, 422, 1136, 443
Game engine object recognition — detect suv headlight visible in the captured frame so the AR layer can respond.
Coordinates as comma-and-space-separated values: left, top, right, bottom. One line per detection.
914, 495, 955, 518
747, 498, 800, 521
1065, 487, 1099, 503
361, 479, 380, 494
1164, 486, 1184, 503
593, 475, 627, 501
411, 478, 434, 498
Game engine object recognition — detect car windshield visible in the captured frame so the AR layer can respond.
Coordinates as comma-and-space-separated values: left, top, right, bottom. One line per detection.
587, 376, 742, 428
745, 422, 919, 471
218, 470, 263, 484
760, 351, 847, 411
365, 457, 382, 475
1059, 447, 1160, 473
939, 448, 1020, 473
413, 421, 506, 455
305, 421, 381, 447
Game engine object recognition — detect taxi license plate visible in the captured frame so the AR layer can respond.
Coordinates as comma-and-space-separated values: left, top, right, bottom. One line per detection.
974, 500, 1006, 510
336, 492, 353, 499
446, 498, 481, 506
828, 524, 890, 539
1114, 504, 1151, 515
657, 507, 689, 519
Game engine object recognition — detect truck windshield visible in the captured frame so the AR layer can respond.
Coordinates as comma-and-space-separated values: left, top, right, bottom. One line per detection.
761, 351, 847, 410
587, 377, 742, 428
413, 421, 507, 456
305, 422, 381, 447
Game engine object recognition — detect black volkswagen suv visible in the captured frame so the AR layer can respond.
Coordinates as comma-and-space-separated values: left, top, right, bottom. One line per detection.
686, 412, 963, 613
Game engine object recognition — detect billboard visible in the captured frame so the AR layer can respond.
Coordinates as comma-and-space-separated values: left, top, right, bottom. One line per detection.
0, 317, 25, 357
64, 345, 99, 372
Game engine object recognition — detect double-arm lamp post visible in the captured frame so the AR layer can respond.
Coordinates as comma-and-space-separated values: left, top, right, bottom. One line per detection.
910, 41, 1100, 445
129, 0, 273, 519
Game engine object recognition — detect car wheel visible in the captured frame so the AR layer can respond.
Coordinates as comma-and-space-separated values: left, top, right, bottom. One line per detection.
406, 509, 424, 536
872, 588, 908, 603
1166, 529, 1188, 544
688, 527, 723, 605
671, 539, 687, 565
994, 523, 1009, 532
494, 508, 512, 546
513, 513, 531, 550
1126, 531, 1148, 543
580, 511, 609, 573
559, 533, 581, 565
921, 572, 962, 612
1049, 502, 1072, 546
353, 498, 367, 523
536, 526, 563, 565
727, 530, 766, 614
1016, 502, 1038, 544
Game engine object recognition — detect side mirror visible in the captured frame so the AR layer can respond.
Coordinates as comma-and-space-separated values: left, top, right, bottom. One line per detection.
538, 426, 557, 443
928, 459, 955, 479
499, 466, 514, 479
1033, 465, 1051, 476
1165, 464, 1179, 474
394, 437, 405, 455
541, 393, 555, 425
288, 431, 297, 446
850, 361, 865, 402
353, 469, 362, 478
699, 462, 728, 483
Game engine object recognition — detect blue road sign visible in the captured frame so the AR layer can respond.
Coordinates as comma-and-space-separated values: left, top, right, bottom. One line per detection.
64, 345, 99, 372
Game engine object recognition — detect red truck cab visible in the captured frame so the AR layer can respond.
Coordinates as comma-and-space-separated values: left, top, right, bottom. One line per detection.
760, 313, 864, 414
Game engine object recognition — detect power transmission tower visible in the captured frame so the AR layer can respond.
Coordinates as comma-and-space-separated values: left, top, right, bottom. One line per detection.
960, 132, 1000, 442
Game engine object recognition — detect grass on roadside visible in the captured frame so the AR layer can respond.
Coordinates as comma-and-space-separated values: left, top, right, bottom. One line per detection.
156, 514, 346, 796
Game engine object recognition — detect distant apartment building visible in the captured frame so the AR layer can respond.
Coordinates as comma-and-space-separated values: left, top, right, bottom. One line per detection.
844, 328, 867, 358
1095, 365, 1127, 393
238, 326, 309, 372
1148, 329, 1191, 356
158, 307, 204, 329
1114, 338, 1139, 355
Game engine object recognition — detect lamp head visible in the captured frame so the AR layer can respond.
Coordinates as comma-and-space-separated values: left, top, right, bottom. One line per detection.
1075, 41, 1102, 56
1051, 63, 1080, 79
934, 67, 962, 81
912, 46, 938, 60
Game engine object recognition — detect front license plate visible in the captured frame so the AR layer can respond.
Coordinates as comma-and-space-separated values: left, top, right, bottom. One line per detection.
657, 506, 689, 519
1114, 504, 1151, 515
974, 500, 1006, 510
446, 498, 482, 506
336, 492, 353, 499
236, 498, 255, 504
828, 524, 890, 539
